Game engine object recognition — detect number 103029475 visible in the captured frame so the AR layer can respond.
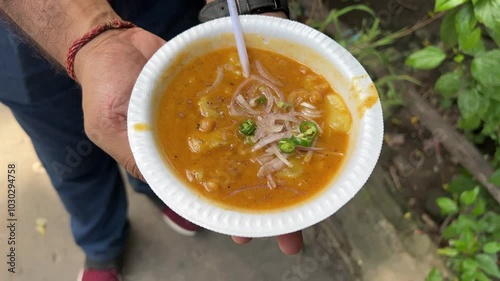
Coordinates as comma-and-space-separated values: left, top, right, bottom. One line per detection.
8, 164, 16, 201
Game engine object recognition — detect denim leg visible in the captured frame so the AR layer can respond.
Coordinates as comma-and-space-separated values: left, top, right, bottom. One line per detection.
3, 89, 129, 263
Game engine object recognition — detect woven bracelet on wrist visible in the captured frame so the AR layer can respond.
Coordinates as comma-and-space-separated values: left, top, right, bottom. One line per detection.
65, 19, 137, 81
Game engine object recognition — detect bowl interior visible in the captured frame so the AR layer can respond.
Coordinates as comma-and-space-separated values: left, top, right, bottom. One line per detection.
128, 15, 383, 237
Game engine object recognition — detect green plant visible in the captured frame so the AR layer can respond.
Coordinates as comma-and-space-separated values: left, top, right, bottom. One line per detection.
405, 0, 500, 146
427, 172, 500, 281
310, 4, 421, 115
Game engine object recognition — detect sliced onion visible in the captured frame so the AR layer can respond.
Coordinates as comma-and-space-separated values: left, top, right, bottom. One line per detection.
260, 87, 275, 113
281, 186, 306, 195
266, 175, 277, 189
236, 94, 259, 116
301, 111, 322, 119
252, 131, 293, 152
205, 67, 224, 93
252, 75, 285, 101
224, 185, 268, 197
256, 61, 284, 86
296, 146, 325, 151
256, 154, 274, 165
246, 82, 260, 98
230, 77, 255, 109
300, 102, 317, 109
257, 157, 287, 178
268, 143, 293, 167
304, 150, 314, 163
268, 113, 302, 124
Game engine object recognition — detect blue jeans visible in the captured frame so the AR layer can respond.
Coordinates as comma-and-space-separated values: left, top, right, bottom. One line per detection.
0, 0, 203, 262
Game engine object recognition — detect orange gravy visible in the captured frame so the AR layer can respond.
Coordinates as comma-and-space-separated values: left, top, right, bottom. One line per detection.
157, 47, 351, 211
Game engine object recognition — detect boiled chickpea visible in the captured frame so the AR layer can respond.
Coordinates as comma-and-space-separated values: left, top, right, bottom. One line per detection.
309, 90, 323, 104
199, 118, 216, 132
204, 179, 220, 193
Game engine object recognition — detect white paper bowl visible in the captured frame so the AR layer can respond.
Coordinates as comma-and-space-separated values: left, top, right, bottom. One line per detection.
128, 16, 383, 237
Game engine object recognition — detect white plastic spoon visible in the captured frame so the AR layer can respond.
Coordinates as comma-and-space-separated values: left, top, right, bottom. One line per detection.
227, 0, 251, 77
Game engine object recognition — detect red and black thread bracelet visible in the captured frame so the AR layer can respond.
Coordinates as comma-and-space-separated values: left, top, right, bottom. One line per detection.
65, 19, 137, 81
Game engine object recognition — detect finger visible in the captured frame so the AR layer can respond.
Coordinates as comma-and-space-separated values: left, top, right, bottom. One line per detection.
277, 231, 303, 255
128, 28, 166, 59
232, 236, 253, 245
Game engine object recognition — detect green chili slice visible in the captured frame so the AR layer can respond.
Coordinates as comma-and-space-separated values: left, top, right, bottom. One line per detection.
239, 120, 256, 136
244, 136, 256, 145
256, 96, 267, 105
278, 138, 296, 154
291, 135, 313, 147
299, 121, 319, 139
277, 101, 291, 110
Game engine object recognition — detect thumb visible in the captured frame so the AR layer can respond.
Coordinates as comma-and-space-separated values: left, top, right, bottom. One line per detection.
127, 28, 167, 59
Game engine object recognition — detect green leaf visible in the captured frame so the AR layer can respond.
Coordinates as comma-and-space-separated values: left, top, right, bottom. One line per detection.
406, 46, 446, 70
456, 4, 478, 34
471, 50, 500, 87
448, 174, 477, 194
443, 223, 461, 239
438, 247, 460, 257
435, 0, 468, 11
459, 116, 482, 130
435, 71, 464, 97
478, 212, 500, 233
459, 27, 486, 55
457, 89, 489, 119
476, 83, 500, 102
440, 9, 459, 47
455, 4, 485, 55
461, 270, 476, 281
486, 27, 500, 47
471, 0, 500, 31
460, 228, 475, 244
490, 169, 500, 185
426, 268, 443, 281
463, 259, 479, 271
476, 272, 492, 281
460, 186, 481, 206
483, 242, 500, 254
436, 197, 459, 215
454, 54, 465, 63
451, 239, 470, 252
476, 254, 500, 278
458, 215, 480, 231
471, 198, 486, 216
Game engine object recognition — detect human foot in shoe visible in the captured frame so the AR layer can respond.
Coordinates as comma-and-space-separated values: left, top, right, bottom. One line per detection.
77, 257, 123, 281
162, 206, 200, 236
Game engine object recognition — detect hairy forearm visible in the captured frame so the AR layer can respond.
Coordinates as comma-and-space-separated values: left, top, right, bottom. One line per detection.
0, 0, 119, 65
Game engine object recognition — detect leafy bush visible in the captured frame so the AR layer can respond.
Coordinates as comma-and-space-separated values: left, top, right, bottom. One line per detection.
405, 0, 500, 150
428, 172, 500, 281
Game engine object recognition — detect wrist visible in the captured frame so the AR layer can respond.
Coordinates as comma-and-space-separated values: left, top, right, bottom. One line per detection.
57, 1, 120, 64
73, 27, 132, 83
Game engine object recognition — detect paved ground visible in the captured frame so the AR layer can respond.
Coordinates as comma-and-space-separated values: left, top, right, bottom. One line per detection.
0, 103, 340, 281
0, 102, 447, 281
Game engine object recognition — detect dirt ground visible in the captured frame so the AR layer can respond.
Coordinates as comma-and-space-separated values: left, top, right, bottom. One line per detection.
0, 101, 445, 281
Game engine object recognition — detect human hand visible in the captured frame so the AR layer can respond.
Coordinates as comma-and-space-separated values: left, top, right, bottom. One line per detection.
233, 231, 303, 255
74, 27, 165, 180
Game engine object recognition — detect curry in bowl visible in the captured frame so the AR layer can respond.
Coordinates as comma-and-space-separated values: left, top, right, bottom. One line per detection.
157, 47, 352, 211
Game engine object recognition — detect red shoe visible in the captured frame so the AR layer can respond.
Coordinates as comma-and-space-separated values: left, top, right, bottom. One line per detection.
162, 206, 200, 236
77, 269, 121, 281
